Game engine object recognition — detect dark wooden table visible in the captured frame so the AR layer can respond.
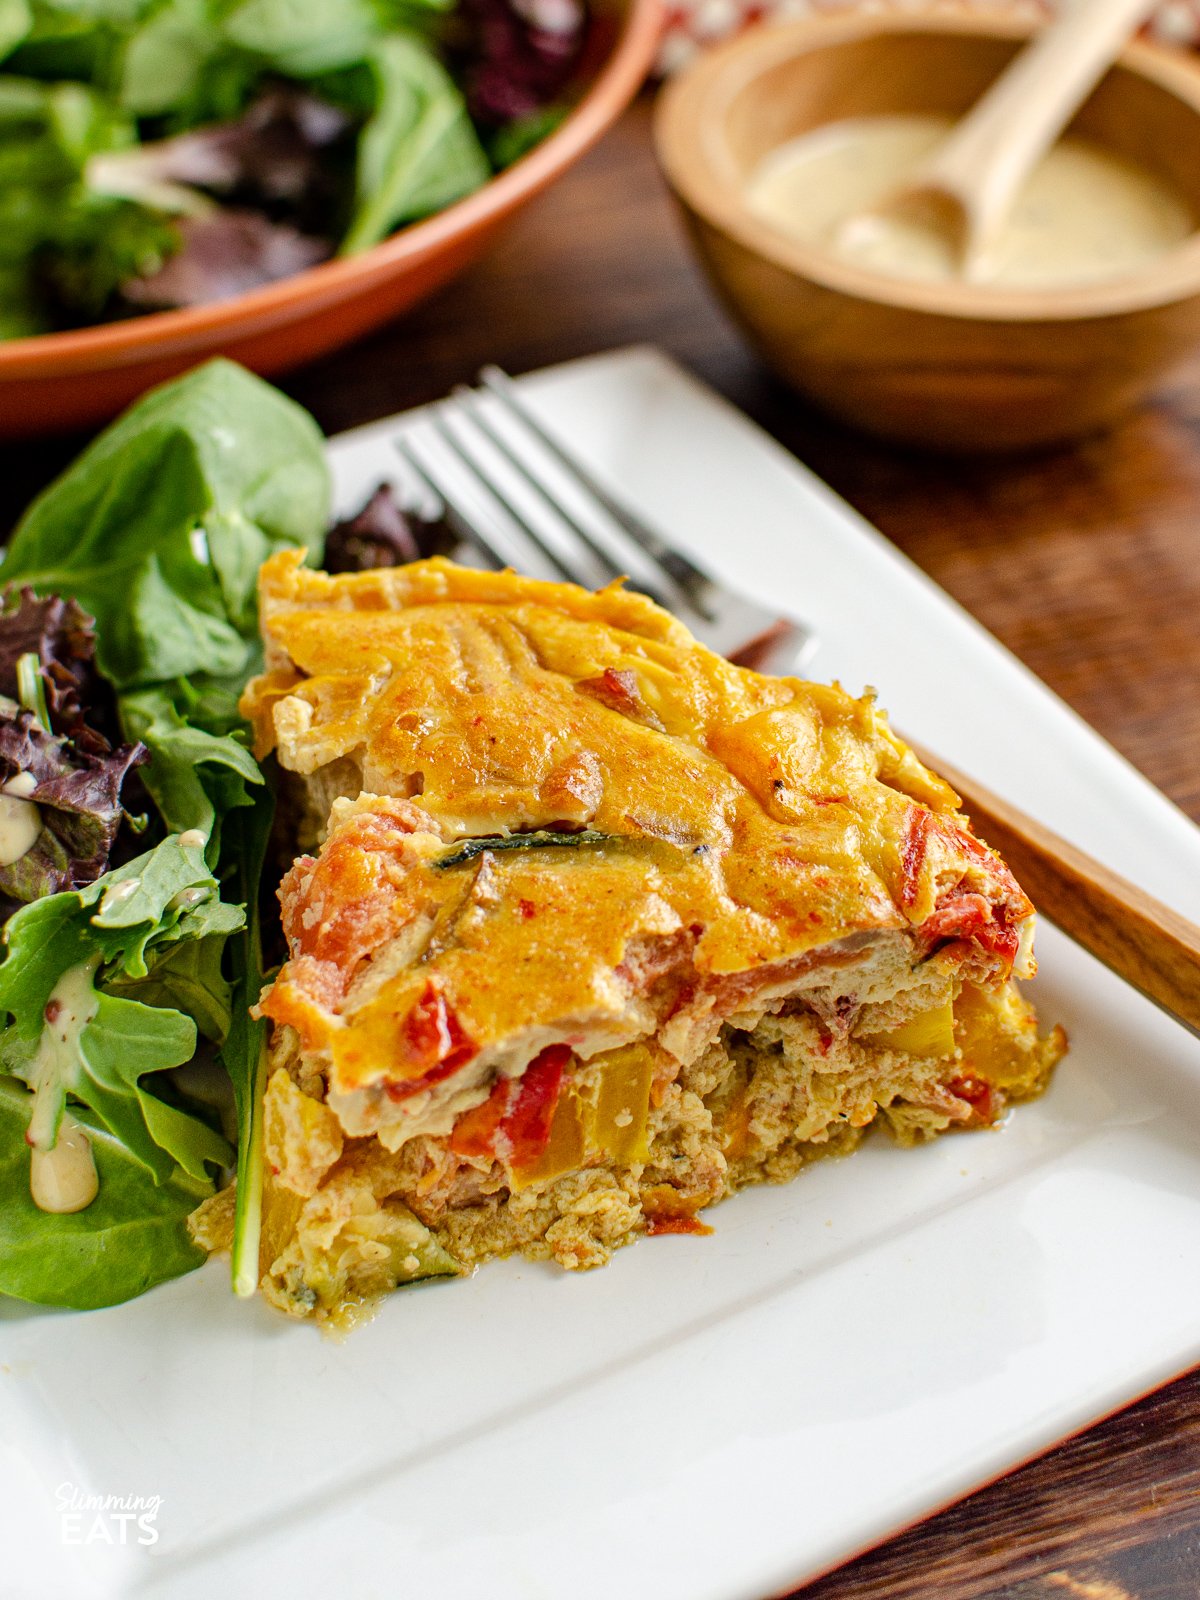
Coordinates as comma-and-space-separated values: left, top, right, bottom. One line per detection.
6, 90, 1200, 1600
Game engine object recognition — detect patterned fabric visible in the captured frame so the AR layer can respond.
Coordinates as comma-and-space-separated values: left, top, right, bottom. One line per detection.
657, 0, 1200, 74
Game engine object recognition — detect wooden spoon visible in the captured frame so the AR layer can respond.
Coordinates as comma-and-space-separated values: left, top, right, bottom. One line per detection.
842, 0, 1164, 280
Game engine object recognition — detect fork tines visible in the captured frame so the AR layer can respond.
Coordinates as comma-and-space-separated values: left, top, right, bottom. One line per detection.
390, 365, 813, 672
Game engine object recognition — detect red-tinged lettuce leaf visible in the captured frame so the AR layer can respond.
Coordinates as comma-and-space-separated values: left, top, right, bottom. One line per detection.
118, 86, 350, 197
0, 586, 111, 751
91, 86, 352, 236
324, 482, 453, 572
0, 712, 147, 902
122, 209, 330, 308
461, 0, 586, 127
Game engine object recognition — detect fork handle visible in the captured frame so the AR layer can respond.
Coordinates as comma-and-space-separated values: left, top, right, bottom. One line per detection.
909, 742, 1200, 1039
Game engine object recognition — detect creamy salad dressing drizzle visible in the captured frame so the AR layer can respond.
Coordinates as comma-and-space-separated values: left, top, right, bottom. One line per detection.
30, 1110, 98, 1213
747, 114, 1195, 288
25, 957, 101, 1213
0, 791, 41, 864
99, 876, 140, 913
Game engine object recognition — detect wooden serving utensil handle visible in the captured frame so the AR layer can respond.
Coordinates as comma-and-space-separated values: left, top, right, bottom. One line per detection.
900, 0, 1162, 272
909, 741, 1200, 1039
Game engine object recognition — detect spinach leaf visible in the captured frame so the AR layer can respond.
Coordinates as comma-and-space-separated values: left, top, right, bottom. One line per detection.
341, 33, 489, 254
0, 1076, 208, 1309
0, 360, 330, 689
222, 0, 383, 77
116, 0, 217, 116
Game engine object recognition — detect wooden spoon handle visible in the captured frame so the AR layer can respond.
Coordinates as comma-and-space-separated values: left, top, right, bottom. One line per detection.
915, 0, 1161, 263
909, 742, 1200, 1039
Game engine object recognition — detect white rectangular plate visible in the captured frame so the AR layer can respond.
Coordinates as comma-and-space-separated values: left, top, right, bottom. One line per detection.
6, 347, 1200, 1600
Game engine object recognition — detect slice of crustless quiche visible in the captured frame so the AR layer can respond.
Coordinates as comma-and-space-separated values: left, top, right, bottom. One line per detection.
194, 551, 1065, 1327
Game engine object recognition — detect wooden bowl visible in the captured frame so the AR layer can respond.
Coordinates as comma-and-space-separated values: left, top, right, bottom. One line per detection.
0, 0, 661, 439
655, 12, 1200, 452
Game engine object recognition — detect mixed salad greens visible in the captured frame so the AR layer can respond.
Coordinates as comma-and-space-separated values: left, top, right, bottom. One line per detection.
0, 358, 444, 1311
0, 0, 586, 337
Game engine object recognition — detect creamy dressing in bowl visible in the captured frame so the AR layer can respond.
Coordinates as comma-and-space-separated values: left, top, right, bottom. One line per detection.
746, 114, 1195, 289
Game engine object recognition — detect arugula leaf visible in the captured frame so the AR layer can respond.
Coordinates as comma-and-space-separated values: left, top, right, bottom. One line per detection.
121, 680, 262, 838
340, 33, 489, 254
0, 832, 238, 1028
0, 360, 329, 689
0, 835, 236, 1190
105, 930, 233, 1042
71, 989, 223, 1179
0, 1076, 208, 1309
0, 979, 222, 1178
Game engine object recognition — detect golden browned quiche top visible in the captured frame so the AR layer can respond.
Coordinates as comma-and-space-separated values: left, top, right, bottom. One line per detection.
242, 552, 1032, 1121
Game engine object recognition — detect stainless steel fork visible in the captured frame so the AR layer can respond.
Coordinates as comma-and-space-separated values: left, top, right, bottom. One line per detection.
391, 364, 816, 675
